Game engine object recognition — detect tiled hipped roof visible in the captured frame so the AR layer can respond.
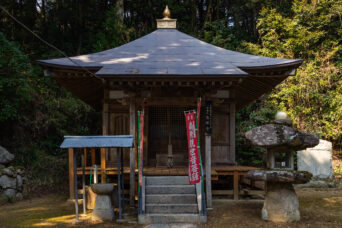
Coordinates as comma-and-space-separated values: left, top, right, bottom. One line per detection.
37, 29, 302, 76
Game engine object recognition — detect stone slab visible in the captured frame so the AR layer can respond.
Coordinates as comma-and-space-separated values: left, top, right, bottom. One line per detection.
0, 175, 17, 189
0, 146, 14, 165
245, 170, 311, 184
245, 124, 319, 150
297, 140, 333, 179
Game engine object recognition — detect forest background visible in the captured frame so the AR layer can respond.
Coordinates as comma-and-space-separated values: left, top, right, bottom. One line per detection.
0, 0, 341, 190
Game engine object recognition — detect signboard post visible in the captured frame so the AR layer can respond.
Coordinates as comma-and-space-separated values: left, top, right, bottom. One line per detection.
138, 111, 144, 186
137, 105, 145, 214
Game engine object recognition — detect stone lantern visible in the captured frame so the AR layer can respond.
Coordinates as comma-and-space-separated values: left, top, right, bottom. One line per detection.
244, 112, 319, 223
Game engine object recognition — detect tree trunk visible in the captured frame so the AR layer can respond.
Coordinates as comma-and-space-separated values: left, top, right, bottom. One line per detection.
115, 0, 124, 22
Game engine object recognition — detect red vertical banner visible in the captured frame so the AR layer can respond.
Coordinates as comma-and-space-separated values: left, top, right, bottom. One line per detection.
138, 111, 144, 186
185, 112, 201, 185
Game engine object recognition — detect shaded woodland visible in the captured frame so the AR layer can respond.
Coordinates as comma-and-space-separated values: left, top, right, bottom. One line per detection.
0, 0, 341, 187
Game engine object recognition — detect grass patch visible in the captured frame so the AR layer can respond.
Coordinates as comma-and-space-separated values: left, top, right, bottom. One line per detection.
1, 188, 342, 227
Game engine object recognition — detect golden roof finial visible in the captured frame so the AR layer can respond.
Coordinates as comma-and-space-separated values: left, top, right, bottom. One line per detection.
157, 5, 176, 29
163, 5, 171, 19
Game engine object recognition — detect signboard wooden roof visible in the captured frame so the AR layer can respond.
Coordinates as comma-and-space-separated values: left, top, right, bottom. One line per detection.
60, 135, 134, 148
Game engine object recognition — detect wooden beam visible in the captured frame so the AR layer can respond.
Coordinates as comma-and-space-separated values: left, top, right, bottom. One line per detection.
205, 134, 212, 208
212, 190, 264, 196
68, 148, 74, 199
129, 97, 136, 207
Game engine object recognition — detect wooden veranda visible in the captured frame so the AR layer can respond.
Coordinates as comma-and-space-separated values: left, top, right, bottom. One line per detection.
74, 160, 261, 201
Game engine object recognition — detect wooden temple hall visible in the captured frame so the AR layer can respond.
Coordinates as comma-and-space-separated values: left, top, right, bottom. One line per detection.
37, 6, 302, 222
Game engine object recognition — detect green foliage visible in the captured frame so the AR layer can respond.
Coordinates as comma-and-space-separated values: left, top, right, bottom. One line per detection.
243, 0, 342, 147
202, 19, 242, 51
0, 32, 100, 187
236, 99, 277, 166
92, 7, 136, 51
0, 32, 33, 121
201, 0, 342, 164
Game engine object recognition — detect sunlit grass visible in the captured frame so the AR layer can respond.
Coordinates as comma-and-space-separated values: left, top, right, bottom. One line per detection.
323, 197, 342, 208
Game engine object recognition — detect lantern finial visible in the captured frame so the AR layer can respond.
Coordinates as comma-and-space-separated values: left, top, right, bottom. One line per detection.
163, 5, 171, 19
157, 5, 177, 29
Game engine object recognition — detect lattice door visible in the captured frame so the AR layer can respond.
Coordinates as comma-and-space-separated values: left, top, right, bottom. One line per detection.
148, 106, 191, 167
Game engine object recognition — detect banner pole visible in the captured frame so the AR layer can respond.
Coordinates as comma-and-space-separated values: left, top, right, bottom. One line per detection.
195, 110, 206, 214
137, 111, 141, 214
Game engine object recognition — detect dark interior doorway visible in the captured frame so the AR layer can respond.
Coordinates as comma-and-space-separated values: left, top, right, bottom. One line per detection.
148, 106, 190, 167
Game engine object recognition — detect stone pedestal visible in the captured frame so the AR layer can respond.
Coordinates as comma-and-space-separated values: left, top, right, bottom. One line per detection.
262, 182, 299, 222
246, 170, 311, 223
244, 112, 319, 223
91, 184, 114, 221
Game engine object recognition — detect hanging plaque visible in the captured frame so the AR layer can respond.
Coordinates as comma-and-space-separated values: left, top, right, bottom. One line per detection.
205, 101, 212, 135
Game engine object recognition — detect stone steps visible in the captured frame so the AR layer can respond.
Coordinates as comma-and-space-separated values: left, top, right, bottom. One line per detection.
146, 185, 195, 194
139, 214, 207, 224
146, 176, 189, 185
146, 204, 198, 214
139, 176, 206, 224
146, 194, 197, 204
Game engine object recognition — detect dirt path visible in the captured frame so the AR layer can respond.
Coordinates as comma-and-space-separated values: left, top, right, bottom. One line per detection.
0, 187, 341, 227
203, 188, 342, 228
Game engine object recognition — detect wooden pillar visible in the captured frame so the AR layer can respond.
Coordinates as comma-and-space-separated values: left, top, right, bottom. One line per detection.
129, 97, 136, 207
229, 102, 236, 164
233, 170, 239, 200
101, 148, 106, 183
102, 90, 109, 135
68, 148, 74, 199
83, 148, 87, 168
102, 89, 109, 183
205, 134, 212, 208
91, 148, 96, 165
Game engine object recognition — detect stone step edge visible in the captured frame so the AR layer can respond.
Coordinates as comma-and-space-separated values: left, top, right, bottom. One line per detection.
146, 176, 188, 178
146, 203, 198, 206
146, 194, 196, 197
138, 213, 207, 224
145, 185, 194, 188
144, 213, 200, 216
